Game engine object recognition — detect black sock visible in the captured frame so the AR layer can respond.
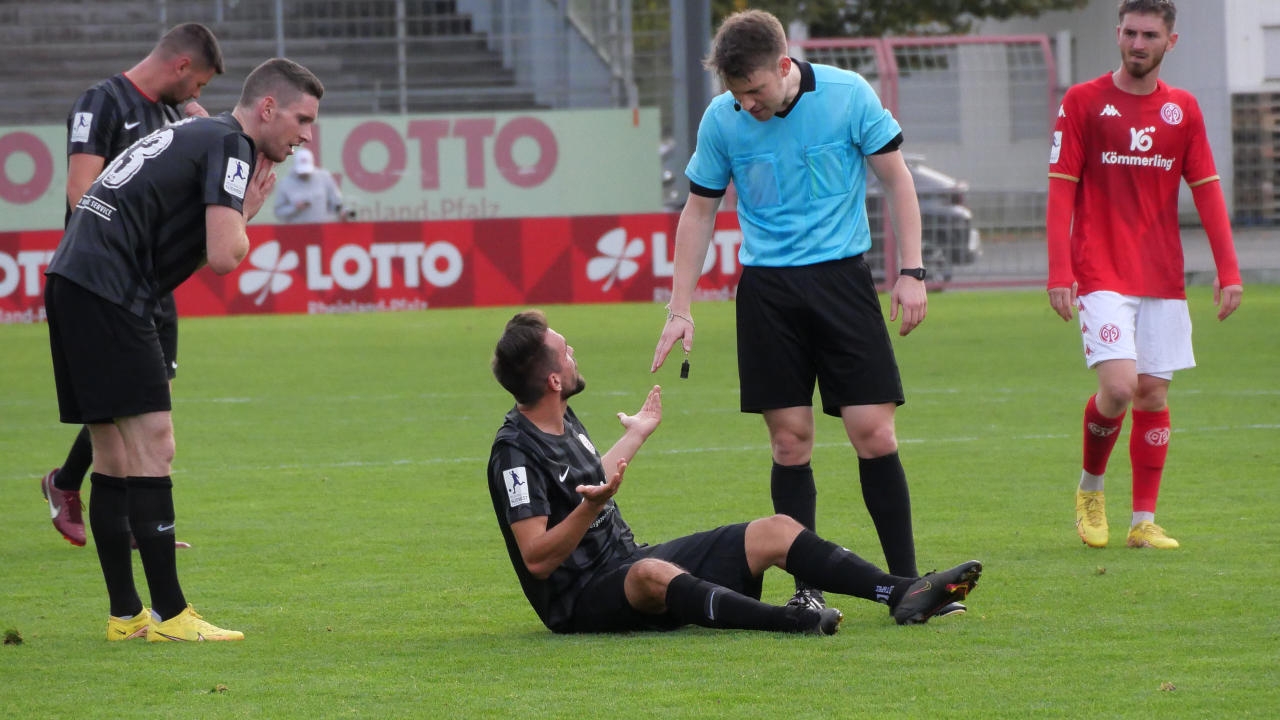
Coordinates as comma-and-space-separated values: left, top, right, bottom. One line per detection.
54, 426, 94, 492
127, 476, 186, 620
859, 453, 918, 577
88, 473, 142, 618
664, 573, 811, 633
785, 529, 910, 605
771, 462, 817, 592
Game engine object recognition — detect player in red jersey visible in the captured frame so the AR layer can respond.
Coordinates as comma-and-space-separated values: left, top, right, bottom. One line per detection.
1046, 0, 1242, 550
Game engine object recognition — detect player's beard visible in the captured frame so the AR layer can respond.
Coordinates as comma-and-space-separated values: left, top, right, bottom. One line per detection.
561, 373, 586, 400
1122, 48, 1165, 80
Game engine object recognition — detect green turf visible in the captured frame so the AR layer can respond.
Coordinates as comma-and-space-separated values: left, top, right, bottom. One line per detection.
2, 287, 1277, 718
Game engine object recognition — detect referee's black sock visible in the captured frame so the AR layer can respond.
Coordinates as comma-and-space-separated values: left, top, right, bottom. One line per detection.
858, 452, 918, 577
88, 473, 143, 618
771, 462, 817, 593
665, 573, 810, 633
54, 426, 94, 492
127, 476, 187, 620
785, 529, 911, 605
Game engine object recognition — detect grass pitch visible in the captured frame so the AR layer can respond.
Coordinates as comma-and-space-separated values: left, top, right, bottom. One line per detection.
1, 287, 1277, 718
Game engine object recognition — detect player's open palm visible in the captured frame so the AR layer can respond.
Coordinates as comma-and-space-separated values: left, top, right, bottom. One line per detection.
617, 385, 662, 440
579, 459, 626, 505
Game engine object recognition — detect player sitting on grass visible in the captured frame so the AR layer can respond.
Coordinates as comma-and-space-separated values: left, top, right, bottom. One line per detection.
486, 310, 981, 634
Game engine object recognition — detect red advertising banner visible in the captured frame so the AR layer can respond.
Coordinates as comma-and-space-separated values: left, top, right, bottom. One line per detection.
0, 213, 745, 324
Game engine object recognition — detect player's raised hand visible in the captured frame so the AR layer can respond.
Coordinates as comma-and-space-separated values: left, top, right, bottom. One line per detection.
617, 385, 662, 439
182, 101, 210, 118
1215, 279, 1242, 321
578, 458, 626, 505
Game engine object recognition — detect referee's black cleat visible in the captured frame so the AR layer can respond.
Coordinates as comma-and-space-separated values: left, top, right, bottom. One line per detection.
806, 606, 844, 636
933, 601, 967, 618
785, 587, 826, 612
892, 560, 982, 626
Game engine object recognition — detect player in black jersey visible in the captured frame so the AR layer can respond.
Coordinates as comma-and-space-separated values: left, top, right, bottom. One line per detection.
41, 23, 224, 548
44, 57, 324, 642
488, 310, 982, 634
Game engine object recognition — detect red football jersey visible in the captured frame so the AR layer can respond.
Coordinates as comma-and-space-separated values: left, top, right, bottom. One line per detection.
1048, 74, 1219, 298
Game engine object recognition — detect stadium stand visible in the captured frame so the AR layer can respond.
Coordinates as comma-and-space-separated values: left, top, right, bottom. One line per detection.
0, 0, 543, 124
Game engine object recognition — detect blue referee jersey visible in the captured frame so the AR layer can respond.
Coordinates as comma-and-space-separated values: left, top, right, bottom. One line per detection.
685, 61, 901, 267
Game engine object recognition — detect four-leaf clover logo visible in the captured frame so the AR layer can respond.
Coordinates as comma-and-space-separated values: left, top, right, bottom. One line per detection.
239, 240, 299, 305
586, 228, 644, 291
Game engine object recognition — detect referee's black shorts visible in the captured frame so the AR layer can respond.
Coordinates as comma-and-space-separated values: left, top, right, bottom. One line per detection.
566, 523, 759, 633
736, 254, 904, 417
45, 275, 172, 424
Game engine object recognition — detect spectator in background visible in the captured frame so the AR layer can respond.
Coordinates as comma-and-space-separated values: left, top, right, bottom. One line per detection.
274, 147, 345, 223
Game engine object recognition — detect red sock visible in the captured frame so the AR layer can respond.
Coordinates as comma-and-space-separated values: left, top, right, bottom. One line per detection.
1082, 394, 1125, 476
1130, 407, 1171, 513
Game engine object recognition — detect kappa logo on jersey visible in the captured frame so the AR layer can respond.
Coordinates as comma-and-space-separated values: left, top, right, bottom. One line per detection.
239, 240, 300, 305
71, 112, 93, 143
1057, 104, 1065, 118
1099, 104, 1122, 118
1129, 126, 1156, 152
503, 466, 530, 507
224, 158, 250, 199
1160, 102, 1184, 126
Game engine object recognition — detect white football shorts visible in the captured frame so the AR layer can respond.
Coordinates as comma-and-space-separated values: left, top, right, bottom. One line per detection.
1076, 291, 1195, 380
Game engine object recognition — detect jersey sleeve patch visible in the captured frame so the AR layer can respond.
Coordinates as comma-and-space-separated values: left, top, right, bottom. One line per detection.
503, 466, 531, 507
71, 112, 93, 143
223, 158, 250, 199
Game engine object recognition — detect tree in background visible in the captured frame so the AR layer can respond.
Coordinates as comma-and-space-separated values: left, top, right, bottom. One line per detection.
713, 0, 1090, 37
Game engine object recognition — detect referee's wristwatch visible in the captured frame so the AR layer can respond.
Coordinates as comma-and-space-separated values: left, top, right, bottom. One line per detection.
899, 267, 927, 281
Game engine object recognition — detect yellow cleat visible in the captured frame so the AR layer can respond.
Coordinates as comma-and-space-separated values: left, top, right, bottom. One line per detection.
106, 610, 150, 641
1075, 490, 1108, 548
1127, 521, 1180, 549
147, 605, 244, 642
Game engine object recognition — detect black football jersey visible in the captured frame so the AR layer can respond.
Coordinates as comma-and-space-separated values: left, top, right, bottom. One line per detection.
488, 406, 640, 632
66, 73, 183, 221
46, 113, 256, 318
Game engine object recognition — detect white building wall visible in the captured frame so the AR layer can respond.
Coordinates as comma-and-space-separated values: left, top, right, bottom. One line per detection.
1225, 0, 1280, 92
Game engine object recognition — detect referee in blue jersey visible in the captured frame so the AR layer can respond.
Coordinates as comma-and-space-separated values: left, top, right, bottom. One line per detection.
651, 10, 961, 616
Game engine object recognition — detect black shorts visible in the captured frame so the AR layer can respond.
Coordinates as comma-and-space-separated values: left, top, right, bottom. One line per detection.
155, 293, 179, 380
46, 275, 172, 424
736, 255, 904, 417
566, 523, 760, 633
